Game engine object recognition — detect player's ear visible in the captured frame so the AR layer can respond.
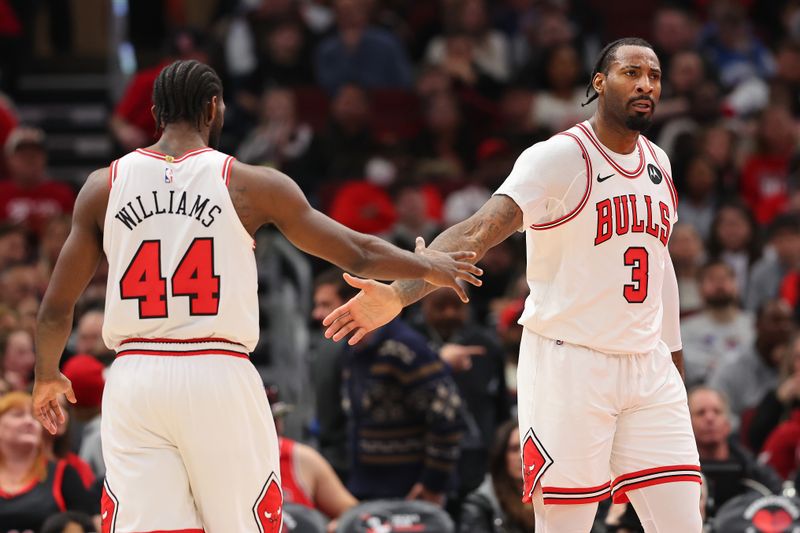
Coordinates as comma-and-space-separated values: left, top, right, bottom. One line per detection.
593, 72, 605, 95
205, 96, 217, 127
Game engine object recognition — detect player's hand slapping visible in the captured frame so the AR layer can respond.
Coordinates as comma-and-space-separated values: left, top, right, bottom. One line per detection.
32, 373, 76, 435
325, 238, 481, 345
417, 237, 482, 302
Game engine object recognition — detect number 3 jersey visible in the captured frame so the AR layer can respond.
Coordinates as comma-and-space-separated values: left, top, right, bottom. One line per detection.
494, 121, 679, 355
101, 147, 259, 353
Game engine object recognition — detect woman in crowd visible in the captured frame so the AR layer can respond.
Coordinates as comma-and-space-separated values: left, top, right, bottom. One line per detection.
0, 392, 96, 531
459, 420, 533, 533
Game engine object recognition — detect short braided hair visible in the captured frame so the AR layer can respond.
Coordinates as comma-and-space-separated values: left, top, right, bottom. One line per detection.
582, 37, 654, 107
152, 59, 223, 131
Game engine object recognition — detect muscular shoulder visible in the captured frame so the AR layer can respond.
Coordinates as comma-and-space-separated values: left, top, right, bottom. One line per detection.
515, 134, 584, 172
228, 161, 307, 233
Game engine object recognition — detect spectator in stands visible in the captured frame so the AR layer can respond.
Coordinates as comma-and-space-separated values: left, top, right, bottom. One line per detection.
708, 201, 761, 298
459, 420, 533, 533
341, 316, 464, 504
689, 386, 782, 516
273, 398, 358, 520
413, 287, 510, 511
752, 335, 800, 475
314, 0, 413, 94
651, 5, 699, 69
0, 262, 40, 310
36, 214, 70, 281
411, 91, 475, 181
386, 183, 441, 251
61, 353, 105, 478
531, 43, 594, 134
110, 28, 210, 151
678, 154, 720, 241
1, 328, 34, 391
309, 268, 356, 481
746, 214, 800, 313
425, 0, 510, 84
740, 105, 797, 225
681, 260, 755, 386
319, 83, 377, 183
710, 299, 795, 421
236, 87, 321, 197
0, 127, 75, 236
0, 223, 27, 271
771, 40, 800, 118
698, 123, 739, 196
427, 30, 502, 100
496, 84, 549, 155
0, 392, 96, 530
42, 395, 95, 488
699, 0, 775, 90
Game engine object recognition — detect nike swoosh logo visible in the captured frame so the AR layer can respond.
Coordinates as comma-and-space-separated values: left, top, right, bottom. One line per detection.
597, 173, 615, 182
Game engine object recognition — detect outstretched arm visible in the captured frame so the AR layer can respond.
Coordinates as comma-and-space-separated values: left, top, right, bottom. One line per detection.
34, 168, 109, 433
324, 195, 522, 344
230, 163, 482, 300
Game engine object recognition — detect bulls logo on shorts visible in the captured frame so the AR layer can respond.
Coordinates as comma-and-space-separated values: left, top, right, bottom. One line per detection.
100, 480, 119, 533
253, 472, 283, 533
521, 428, 554, 503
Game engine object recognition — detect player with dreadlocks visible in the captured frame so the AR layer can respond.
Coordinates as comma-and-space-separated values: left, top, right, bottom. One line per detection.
323, 38, 703, 531
31, 59, 482, 532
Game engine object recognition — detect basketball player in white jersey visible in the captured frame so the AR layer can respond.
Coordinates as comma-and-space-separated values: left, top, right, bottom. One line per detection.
31, 60, 482, 533
323, 38, 703, 532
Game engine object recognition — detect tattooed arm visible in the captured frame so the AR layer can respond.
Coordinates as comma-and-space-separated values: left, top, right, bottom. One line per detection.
324, 195, 523, 344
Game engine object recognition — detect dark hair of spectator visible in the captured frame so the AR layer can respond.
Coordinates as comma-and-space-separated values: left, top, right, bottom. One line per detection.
152, 60, 222, 131
582, 37, 655, 107
707, 200, 761, 265
697, 258, 735, 281
40, 511, 97, 533
768, 213, 800, 240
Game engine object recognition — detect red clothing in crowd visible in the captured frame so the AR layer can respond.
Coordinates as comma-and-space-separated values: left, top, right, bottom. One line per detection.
0, 179, 75, 234
761, 409, 800, 479
329, 180, 396, 234
63, 452, 95, 489
114, 61, 170, 140
740, 154, 791, 225
279, 437, 315, 509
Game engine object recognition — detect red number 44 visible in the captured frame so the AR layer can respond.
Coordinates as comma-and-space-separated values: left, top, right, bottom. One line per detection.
120, 238, 220, 318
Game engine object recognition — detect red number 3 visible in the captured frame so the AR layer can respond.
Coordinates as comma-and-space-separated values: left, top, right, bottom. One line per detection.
120, 238, 220, 318
623, 246, 649, 303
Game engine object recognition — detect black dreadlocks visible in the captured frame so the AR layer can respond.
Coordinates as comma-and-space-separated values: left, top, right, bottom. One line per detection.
581, 37, 654, 107
152, 60, 223, 131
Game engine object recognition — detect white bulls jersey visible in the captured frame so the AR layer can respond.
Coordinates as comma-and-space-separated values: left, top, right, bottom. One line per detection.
102, 147, 259, 353
495, 121, 678, 354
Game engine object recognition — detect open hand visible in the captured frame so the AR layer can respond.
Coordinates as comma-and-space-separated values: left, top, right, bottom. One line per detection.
32, 373, 76, 435
323, 273, 403, 345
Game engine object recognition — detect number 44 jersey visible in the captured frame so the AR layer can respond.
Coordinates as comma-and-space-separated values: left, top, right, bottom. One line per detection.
494, 121, 679, 355
101, 148, 259, 354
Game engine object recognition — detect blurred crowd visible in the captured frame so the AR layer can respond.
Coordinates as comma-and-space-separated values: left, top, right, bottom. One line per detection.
4, 0, 800, 531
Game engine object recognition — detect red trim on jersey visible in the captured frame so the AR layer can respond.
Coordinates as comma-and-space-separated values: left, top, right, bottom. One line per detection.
0, 478, 38, 498
611, 475, 703, 503
611, 464, 701, 487
541, 481, 611, 504
116, 348, 249, 359
108, 159, 120, 188
529, 132, 593, 231
279, 437, 315, 508
135, 147, 213, 163
576, 122, 645, 177
119, 337, 247, 347
642, 137, 679, 212
543, 492, 610, 505
222, 155, 234, 186
52, 459, 67, 512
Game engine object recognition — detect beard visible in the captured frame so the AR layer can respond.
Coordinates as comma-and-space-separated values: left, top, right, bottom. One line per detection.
624, 112, 653, 132
705, 293, 736, 309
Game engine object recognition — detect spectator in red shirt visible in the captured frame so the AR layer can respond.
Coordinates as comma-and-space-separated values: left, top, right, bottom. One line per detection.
0, 127, 75, 236
740, 105, 797, 225
110, 28, 210, 151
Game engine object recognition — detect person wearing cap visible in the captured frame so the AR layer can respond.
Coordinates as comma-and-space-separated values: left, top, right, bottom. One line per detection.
61, 354, 106, 479
0, 126, 75, 236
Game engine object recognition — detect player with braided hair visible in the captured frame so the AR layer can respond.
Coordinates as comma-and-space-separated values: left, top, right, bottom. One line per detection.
31, 59, 482, 533
324, 38, 703, 532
